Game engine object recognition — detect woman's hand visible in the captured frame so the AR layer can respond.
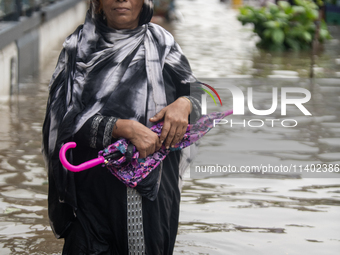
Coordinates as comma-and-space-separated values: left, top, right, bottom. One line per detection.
112, 119, 161, 158
150, 97, 191, 149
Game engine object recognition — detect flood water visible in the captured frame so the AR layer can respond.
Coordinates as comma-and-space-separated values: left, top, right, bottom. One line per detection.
0, 0, 340, 254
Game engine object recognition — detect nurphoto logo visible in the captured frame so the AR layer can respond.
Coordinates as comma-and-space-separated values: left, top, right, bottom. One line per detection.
198, 82, 223, 115
200, 83, 312, 128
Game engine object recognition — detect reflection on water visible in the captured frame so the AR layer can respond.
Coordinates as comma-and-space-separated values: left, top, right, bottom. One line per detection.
178, 77, 340, 254
0, 0, 339, 254
177, 178, 340, 255
172, 1, 340, 254
0, 51, 64, 253
173, 0, 340, 79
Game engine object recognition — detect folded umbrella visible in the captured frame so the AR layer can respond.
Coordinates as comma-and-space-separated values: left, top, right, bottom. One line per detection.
60, 110, 232, 188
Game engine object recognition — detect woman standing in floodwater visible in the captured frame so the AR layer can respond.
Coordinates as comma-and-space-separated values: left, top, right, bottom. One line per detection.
42, 0, 201, 254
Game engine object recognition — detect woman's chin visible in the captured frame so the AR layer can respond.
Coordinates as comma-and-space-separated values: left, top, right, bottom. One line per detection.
107, 19, 138, 30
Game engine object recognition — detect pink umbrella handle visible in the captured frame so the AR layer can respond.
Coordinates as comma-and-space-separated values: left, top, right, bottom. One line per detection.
59, 142, 105, 172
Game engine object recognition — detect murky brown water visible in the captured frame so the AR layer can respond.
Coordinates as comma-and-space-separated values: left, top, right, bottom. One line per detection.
0, 50, 63, 254
0, 0, 339, 254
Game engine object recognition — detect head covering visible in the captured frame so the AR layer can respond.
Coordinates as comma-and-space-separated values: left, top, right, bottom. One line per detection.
139, 0, 154, 25
42, 0, 196, 237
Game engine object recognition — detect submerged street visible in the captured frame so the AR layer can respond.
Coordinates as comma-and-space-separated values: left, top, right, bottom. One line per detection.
0, 0, 339, 254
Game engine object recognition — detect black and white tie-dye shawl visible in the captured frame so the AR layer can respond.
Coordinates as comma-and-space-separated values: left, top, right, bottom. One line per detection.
42, 1, 200, 236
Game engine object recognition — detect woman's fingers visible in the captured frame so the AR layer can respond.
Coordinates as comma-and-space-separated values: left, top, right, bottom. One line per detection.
164, 124, 177, 149
158, 98, 190, 149
150, 97, 191, 150
170, 124, 187, 147
150, 108, 166, 122
140, 132, 161, 158
138, 140, 156, 158
136, 134, 159, 158
159, 118, 185, 149
163, 119, 188, 149
128, 121, 161, 158
167, 123, 187, 148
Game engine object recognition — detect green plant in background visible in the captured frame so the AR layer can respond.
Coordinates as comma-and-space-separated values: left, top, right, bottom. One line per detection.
320, 0, 338, 5
238, 0, 332, 51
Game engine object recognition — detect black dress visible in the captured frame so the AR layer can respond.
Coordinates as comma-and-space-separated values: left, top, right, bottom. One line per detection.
61, 65, 201, 255
43, 9, 203, 254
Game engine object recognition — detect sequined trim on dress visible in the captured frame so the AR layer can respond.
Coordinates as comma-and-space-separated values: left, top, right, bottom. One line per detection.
103, 117, 117, 148
90, 115, 104, 149
127, 187, 145, 254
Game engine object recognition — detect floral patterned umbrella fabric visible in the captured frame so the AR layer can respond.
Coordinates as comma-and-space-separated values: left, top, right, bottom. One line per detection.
59, 110, 233, 188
